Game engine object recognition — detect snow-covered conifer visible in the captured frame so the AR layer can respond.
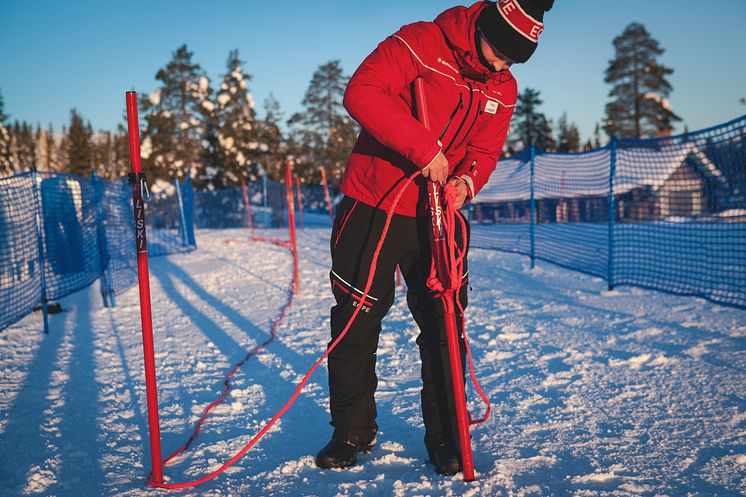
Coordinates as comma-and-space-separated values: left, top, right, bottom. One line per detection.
214, 49, 260, 187
0, 90, 17, 176
65, 109, 92, 176
140, 44, 216, 182
288, 60, 358, 184
257, 93, 286, 181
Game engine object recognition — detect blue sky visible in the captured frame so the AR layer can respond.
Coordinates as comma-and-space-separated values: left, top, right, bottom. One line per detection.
1, 0, 745, 142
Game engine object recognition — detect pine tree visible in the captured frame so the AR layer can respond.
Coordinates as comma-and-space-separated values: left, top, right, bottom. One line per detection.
509, 87, 556, 152
288, 60, 358, 182
213, 49, 260, 187
0, 90, 16, 176
34, 125, 46, 170
0, 89, 8, 123
593, 123, 602, 148
57, 125, 69, 170
257, 93, 286, 181
556, 112, 581, 152
113, 124, 132, 179
65, 109, 92, 176
604, 23, 680, 139
90, 130, 116, 179
140, 44, 215, 182
13, 121, 37, 171
0, 124, 13, 176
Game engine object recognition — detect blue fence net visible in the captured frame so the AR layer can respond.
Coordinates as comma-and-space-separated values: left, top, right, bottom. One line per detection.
0, 172, 196, 332
193, 177, 336, 230
2, 116, 744, 332
471, 114, 746, 308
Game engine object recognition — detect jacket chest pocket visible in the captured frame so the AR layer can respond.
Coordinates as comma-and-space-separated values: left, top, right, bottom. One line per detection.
441, 89, 482, 155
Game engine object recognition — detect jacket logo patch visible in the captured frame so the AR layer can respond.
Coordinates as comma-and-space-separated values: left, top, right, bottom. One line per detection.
485, 100, 499, 114
437, 57, 458, 74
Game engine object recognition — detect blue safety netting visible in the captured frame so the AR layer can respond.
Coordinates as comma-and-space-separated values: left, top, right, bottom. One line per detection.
193, 177, 336, 230
0, 172, 196, 332
0, 173, 41, 331
3, 116, 743, 333
471, 114, 746, 308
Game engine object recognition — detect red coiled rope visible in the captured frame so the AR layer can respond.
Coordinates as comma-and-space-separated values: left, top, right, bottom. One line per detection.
147, 174, 489, 489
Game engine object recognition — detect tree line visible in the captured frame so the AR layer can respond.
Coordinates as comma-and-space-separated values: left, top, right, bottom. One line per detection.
0, 22, 680, 186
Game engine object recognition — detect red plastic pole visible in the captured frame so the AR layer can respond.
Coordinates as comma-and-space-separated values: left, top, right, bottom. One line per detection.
295, 176, 305, 230
125, 91, 164, 484
414, 79, 475, 481
285, 160, 300, 294
241, 179, 255, 239
321, 166, 334, 224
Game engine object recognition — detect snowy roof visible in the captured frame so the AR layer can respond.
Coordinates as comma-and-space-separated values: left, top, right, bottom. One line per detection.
474, 143, 723, 203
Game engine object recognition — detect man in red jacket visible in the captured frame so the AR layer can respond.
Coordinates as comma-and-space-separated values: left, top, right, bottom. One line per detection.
316, 0, 553, 475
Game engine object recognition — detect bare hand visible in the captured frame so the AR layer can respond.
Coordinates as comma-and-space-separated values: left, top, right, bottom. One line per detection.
422, 151, 448, 183
447, 177, 469, 210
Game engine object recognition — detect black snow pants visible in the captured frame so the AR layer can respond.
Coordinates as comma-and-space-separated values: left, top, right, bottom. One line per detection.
327, 196, 469, 454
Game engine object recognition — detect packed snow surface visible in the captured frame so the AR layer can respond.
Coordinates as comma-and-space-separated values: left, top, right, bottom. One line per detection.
1, 227, 745, 496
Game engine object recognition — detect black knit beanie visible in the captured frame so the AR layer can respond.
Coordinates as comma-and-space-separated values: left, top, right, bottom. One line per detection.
476, 0, 554, 63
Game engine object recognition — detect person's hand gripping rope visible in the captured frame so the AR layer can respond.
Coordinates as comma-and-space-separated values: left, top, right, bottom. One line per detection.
422, 151, 469, 209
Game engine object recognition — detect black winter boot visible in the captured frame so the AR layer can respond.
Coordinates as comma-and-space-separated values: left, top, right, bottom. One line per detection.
315, 430, 376, 469
428, 443, 462, 475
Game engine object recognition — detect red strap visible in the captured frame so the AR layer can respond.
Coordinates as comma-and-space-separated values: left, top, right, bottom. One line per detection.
148, 176, 490, 489
148, 175, 420, 490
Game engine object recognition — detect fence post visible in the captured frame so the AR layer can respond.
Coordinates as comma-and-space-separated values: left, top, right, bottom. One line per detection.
30, 171, 50, 334
529, 146, 536, 269
182, 176, 196, 247
174, 177, 189, 248
92, 172, 116, 308
262, 173, 269, 227
321, 166, 334, 224
285, 160, 300, 294
608, 137, 618, 291
241, 178, 255, 239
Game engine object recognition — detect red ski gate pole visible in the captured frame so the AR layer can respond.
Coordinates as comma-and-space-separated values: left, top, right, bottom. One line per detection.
295, 175, 305, 230
414, 78, 475, 481
285, 160, 300, 294
321, 166, 334, 224
241, 179, 255, 239
125, 91, 164, 484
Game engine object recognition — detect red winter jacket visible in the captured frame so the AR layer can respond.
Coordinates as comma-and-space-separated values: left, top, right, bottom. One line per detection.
340, 1, 517, 217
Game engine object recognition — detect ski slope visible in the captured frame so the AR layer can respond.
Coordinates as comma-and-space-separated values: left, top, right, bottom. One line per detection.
1, 227, 745, 496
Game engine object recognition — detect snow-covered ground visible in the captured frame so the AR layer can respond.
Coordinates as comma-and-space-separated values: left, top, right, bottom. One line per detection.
1, 227, 745, 497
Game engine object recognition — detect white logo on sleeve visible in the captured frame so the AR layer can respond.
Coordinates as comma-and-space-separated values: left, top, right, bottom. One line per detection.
485, 100, 499, 114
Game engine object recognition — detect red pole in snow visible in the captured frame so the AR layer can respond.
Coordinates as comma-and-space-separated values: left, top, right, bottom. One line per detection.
414, 79, 475, 481
295, 176, 305, 230
241, 178, 255, 239
320, 166, 333, 224
125, 91, 164, 484
285, 160, 300, 294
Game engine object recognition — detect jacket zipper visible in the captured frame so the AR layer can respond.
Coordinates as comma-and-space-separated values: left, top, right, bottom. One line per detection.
437, 93, 462, 143
453, 101, 481, 152
443, 82, 474, 153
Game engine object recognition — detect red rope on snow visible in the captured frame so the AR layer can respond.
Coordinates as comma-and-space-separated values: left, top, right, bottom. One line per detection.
147, 174, 490, 489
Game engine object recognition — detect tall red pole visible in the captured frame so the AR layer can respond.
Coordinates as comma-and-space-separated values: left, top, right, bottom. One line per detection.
285, 160, 300, 294
320, 166, 334, 224
241, 178, 255, 239
414, 79, 475, 481
126, 91, 164, 484
295, 176, 305, 230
